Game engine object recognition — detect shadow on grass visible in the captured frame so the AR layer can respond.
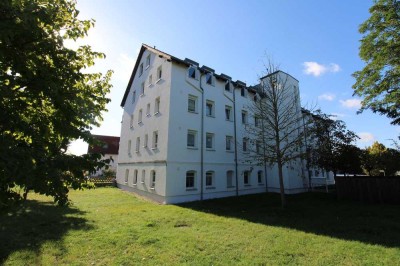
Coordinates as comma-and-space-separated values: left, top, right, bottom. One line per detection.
179, 192, 400, 248
0, 199, 93, 263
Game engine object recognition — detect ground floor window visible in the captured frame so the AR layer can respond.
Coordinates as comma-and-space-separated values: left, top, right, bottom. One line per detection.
227, 170, 234, 187
257, 170, 263, 184
244, 171, 250, 185
186, 171, 195, 188
206, 171, 214, 187
151, 170, 156, 188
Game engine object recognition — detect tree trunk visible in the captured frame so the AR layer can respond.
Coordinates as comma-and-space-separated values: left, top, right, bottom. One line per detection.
277, 160, 286, 208
23, 188, 29, 201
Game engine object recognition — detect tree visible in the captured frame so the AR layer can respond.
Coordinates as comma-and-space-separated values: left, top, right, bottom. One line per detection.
308, 111, 360, 178
352, 0, 400, 125
244, 61, 306, 208
0, 0, 112, 207
361, 141, 400, 176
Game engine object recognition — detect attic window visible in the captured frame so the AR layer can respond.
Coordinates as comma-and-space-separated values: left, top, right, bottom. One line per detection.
188, 66, 196, 79
146, 54, 151, 68
241, 88, 246, 97
225, 81, 231, 92
206, 73, 213, 85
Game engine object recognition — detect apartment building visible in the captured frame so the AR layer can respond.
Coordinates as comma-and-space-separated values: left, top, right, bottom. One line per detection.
116, 44, 311, 204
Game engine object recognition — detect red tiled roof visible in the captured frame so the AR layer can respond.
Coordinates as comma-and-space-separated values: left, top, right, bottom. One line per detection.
87, 135, 119, 155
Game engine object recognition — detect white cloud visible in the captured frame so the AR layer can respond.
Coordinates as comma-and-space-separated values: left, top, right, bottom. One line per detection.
318, 93, 336, 101
358, 132, 375, 143
329, 113, 346, 120
303, 62, 341, 77
340, 99, 362, 109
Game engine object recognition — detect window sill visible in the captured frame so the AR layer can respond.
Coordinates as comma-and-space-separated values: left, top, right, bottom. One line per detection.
142, 146, 147, 148
244, 184, 251, 187
227, 186, 235, 188
156, 78, 162, 84
206, 148, 215, 151
226, 119, 233, 122
133, 184, 137, 186
130, 126, 134, 129
226, 150, 234, 153
206, 115, 215, 118
151, 147, 158, 150
188, 111, 198, 114
138, 121, 142, 124
141, 182, 145, 184
135, 151, 140, 154
154, 111, 160, 115
206, 186, 215, 190
150, 187, 155, 190
186, 188, 197, 191
258, 183, 264, 186
146, 114, 151, 117
145, 65, 150, 70
140, 94, 145, 97
187, 146, 198, 150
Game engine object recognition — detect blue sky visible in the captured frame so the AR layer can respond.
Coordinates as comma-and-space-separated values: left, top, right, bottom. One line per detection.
67, 0, 399, 155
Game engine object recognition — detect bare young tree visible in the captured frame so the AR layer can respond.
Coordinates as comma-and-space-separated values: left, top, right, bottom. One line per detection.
244, 61, 308, 208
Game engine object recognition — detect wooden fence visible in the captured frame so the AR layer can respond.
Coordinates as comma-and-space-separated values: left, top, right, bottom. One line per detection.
88, 177, 116, 187
335, 176, 400, 204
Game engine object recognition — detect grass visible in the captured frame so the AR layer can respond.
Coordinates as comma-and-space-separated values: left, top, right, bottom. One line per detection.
1, 187, 400, 265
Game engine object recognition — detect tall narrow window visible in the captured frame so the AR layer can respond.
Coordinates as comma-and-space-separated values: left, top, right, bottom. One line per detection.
128, 140, 132, 154
206, 133, 214, 149
136, 137, 140, 152
256, 140, 261, 154
206, 100, 214, 117
225, 81, 231, 92
187, 130, 197, 148
227, 170, 234, 187
157, 66, 162, 80
258, 171, 263, 184
188, 66, 196, 79
133, 169, 138, 185
244, 171, 250, 185
125, 169, 129, 183
146, 54, 151, 68
241, 88, 246, 97
149, 74, 153, 85
141, 170, 145, 183
243, 138, 248, 152
226, 136, 233, 151
241, 110, 248, 124
150, 170, 156, 188
132, 90, 136, 103
188, 95, 197, 113
146, 103, 151, 116
141, 82, 145, 96
254, 116, 259, 127
130, 114, 134, 128
144, 134, 148, 148
138, 109, 143, 123
155, 97, 160, 114
139, 63, 143, 76
206, 73, 213, 85
206, 171, 214, 187
152, 131, 158, 149
225, 106, 232, 121
186, 171, 195, 188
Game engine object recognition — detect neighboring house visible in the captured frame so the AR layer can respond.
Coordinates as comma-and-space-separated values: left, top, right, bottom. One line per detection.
116, 44, 315, 204
87, 135, 119, 177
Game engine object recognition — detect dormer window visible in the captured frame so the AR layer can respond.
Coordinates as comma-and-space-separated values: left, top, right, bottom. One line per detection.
225, 81, 231, 92
188, 66, 196, 79
206, 73, 213, 85
241, 88, 246, 97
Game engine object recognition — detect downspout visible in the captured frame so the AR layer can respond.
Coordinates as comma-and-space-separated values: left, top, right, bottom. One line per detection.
260, 98, 268, 192
233, 84, 239, 196
199, 72, 204, 201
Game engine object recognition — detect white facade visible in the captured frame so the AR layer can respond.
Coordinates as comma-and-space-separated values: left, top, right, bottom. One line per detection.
116, 44, 312, 204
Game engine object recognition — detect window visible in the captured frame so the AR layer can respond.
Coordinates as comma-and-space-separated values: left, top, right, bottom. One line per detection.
186, 171, 195, 188
138, 109, 143, 123
130, 114, 134, 128
146, 54, 150, 68
241, 110, 248, 124
243, 138, 248, 152
254, 95, 258, 102
152, 131, 158, 149
146, 103, 151, 116
154, 97, 160, 114
141, 170, 145, 183
206, 73, 213, 85
241, 88, 246, 97
206, 100, 214, 117
124, 169, 129, 183
187, 130, 197, 148
256, 141, 262, 154
254, 116, 259, 127
206, 171, 214, 187
144, 134, 148, 148
128, 140, 132, 154
150, 170, 156, 188
244, 171, 250, 185
139, 63, 143, 76
133, 169, 138, 185
132, 90, 136, 103
225, 81, 231, 92
188, 66, 196, 79
136, 137, 140, 152
188, 95, 197, 113
157, 66, 162, 80
258, 171, 263, 184
148, 74, 153, 86
226, 136, 233, 151
206, 133, 214, 149
141, 82, 145, 96
227, 170, 234, 187
225, 105, 232, 121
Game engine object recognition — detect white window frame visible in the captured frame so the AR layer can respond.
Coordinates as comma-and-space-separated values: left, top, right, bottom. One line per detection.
133, 169, 138, 185
244, 171, 250, 185
225, 105, 232, 121
141, 82, 145, 96
241, 110, 248, 124
187, 130, 197, 148
206, 73, 214, 85
124, 169, 129, 184
139, 63, 143, 76
186, 171, 196, 189
154, 97, 160, 114
152, 131, 158, 149
138, 109, 143, 123
206, 171, 214, 187
135, 137, 140, 153
156, 66, 162, 82
128, 140, 132, 155
130, 114, 134, 128
206, 133, 214, 150
243, 138, 249, 153
226, 136, 233, 151
225, 81, 231, 92
148, 74, 153, 86
141, 169, 145, 183
146, 103, 151, 116
206, 100, 214, 117
150, 170, 156, 189
144, 134, 148, 148
146, 54, 151, 69
188, 66, 197, 79
227, 170, 234, 188
188, 95, 197, 113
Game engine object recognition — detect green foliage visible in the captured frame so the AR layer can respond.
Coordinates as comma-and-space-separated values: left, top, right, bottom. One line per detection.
2, 188, 400, 265
353, 0, 400, 125
309, 111, 361, 176
361, 141, 400, 175
0, 0, 112, 207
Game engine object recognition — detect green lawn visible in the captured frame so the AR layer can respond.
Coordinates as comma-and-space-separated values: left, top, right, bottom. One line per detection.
1, 187, 399, 265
